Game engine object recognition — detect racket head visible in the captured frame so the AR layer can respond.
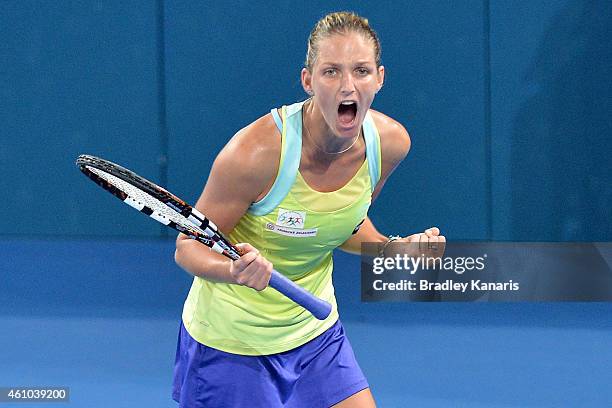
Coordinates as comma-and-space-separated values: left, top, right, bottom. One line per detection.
76, 154, 239, 258
77, 155, 190, 215
79, 156, 235, 248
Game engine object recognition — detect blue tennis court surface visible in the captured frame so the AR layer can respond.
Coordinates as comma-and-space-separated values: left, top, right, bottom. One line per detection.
1, 239, 611, 407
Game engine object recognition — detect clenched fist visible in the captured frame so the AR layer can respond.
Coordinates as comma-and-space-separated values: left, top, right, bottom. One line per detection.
384, 227, 446, 267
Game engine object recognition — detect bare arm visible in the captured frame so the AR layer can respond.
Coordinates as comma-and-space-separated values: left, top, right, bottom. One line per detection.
174, 114, 280, 289
337, 217, 387, 255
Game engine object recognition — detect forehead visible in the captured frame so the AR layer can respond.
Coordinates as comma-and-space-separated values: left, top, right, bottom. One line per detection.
315, 31, 376, 65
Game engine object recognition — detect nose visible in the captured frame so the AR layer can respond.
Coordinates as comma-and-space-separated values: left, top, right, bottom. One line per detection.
340, 72, 356, 95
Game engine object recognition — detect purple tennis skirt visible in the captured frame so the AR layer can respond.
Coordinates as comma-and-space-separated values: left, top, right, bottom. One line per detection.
172, 319, 369, 407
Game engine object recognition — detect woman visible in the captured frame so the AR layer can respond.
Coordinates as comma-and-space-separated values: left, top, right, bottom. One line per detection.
173, 11, 445, 407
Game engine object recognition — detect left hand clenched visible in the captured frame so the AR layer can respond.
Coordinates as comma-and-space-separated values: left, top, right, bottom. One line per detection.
402, 227, 446, 260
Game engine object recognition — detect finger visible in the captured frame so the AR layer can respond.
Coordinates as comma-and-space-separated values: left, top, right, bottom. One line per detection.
418, 233, 427, 251
405, 233, 420, 243
233, 250, 258, 271
254, 260, 273, 291
246, 256, 270, 291
234, 254, 264, 285
248, 254, 268, 274
234, 242, 259, 256
425, 227, 440, 237
427, 235, 439, 250
265, 261, 273, 286
433, 236, 446, 259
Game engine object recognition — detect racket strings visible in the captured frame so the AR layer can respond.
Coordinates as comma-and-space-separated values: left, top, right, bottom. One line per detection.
84, 161, 239, 259
87, 166, 197, 231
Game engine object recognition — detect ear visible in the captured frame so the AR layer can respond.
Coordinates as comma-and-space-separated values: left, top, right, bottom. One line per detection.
376, 65, 385, 92
301, 68, 313, 95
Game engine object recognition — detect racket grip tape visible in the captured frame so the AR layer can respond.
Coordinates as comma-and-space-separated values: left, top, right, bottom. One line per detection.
268, 270, 332, 320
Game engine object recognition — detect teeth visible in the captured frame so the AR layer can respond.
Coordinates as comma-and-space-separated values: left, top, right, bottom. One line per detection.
340, 101, 356, 105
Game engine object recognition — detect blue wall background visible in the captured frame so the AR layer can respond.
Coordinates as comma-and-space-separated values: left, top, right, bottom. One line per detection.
1, 0, 611, 321
2, 0, 609, 241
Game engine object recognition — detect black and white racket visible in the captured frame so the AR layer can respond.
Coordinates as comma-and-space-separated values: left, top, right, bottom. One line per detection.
76, 154, 332, 320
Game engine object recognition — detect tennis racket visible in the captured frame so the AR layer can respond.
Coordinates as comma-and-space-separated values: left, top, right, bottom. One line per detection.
76, 154, 332, 320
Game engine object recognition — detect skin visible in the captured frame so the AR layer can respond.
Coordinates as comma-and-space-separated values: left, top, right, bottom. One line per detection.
175, 30, 445, 408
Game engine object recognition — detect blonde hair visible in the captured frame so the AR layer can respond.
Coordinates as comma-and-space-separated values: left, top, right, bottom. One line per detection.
305, 11, 382, 71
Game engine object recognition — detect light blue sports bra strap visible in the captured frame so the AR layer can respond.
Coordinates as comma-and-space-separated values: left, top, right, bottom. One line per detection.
363, 111, 382, 192
271, 108, 283, 133
248, 102, 305, 215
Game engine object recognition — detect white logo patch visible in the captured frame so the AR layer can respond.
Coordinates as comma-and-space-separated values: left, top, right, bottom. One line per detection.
276, 209, 306, 229
265, 223, 318, 238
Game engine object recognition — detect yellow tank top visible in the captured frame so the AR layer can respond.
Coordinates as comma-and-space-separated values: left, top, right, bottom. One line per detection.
181, 100, 382, 355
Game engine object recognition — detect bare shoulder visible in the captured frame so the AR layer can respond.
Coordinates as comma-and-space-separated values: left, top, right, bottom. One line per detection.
369, 109, 411, 167
195, 113, 281, 233
214, 113, 281, 195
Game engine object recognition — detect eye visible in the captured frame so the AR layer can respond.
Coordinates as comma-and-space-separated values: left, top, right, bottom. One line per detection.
323, 68, 337, 76
356, 67, 370, 76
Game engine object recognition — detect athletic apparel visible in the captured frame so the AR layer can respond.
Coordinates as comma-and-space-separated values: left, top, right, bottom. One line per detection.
180, 100, 382, 355
172, 319, 369, 408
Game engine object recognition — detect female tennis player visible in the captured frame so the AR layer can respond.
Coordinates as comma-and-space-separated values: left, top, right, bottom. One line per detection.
173, 11, 444, 407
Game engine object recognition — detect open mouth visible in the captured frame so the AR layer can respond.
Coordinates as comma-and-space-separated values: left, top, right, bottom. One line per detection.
338, 101, 358, 126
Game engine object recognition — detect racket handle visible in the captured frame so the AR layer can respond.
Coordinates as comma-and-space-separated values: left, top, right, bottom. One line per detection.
269, 270, 332, 320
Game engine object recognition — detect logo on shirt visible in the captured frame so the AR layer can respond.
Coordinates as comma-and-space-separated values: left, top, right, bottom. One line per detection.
266, 209, 318, 237
277, 209, 306, 229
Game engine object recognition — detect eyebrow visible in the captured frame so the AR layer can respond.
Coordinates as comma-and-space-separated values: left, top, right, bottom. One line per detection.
319, 60, 374, 67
